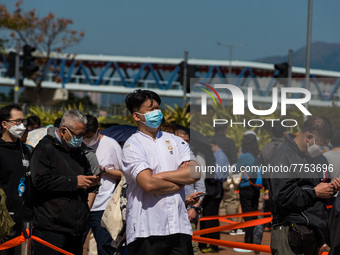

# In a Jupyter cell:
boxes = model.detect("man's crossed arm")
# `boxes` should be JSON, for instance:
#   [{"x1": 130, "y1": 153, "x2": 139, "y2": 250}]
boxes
[{"x1": 136, "y1": 160, "x2": 200, "y2": 195}]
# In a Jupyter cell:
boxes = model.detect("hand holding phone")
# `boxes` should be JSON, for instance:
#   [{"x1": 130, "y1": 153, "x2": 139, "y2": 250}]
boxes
[{"x1": 195, "y1": 192, "x2": 207, "y2": 198}]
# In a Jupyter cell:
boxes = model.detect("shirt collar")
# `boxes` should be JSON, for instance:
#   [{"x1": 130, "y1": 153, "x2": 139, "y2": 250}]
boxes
[
  {"x1": 55, "y1": 130, "x2": 65, "y2": 147},
  {"x1": 137, "y1": 130, "x2": 162, "y2": 140}
]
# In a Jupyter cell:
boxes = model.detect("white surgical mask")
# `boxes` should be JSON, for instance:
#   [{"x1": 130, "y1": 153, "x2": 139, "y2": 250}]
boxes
[
  {"x1": 307, "y1": 136, "x2": 324, "y2": 158},
  {"x1": 83, "y1": 131, "x2": 100, "y2": 147},
  {"x1": 6, "y1": 122, "x2": 26, "y2": 139}
]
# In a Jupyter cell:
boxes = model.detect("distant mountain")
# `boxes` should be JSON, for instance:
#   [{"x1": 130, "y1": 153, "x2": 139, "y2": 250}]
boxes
[{"x1": 255, "y1": 41, "x2": 340, "y2": 72}]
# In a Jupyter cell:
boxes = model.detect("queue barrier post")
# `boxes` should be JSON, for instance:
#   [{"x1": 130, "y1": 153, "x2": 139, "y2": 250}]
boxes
[{"x1": 21, "y1": 222, "x2": 32, "y2": 255}]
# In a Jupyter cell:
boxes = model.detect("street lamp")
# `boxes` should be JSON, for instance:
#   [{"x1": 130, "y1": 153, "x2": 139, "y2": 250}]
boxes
[{"x1": 216, "y1": 42, "x2": 245, "y2": 78}]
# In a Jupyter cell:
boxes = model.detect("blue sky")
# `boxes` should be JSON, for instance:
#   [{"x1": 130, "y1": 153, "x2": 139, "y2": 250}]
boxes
[{"x1": 1, "y1": 0, "x2": 340, "y2": 62}]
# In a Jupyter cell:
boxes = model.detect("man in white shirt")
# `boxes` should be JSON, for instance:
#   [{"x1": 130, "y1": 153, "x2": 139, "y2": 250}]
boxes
[
  {"x1": 83, "y1": 115, "x2": 122, "y2": 255},
  {"x1": 122, "y1": 89, "x2": 200, "y2": 255}
]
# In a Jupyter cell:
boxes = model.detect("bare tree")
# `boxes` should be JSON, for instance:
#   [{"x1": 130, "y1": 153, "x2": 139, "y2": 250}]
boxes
[{"x1": 0, "y1": 0, "x2": 84, "y2": 101}]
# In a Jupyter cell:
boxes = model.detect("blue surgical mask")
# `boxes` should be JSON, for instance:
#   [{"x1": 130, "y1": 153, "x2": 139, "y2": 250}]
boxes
[
  {"x1": 137, "y1": 110, "x2": 163, "y2": 129},
  {"x1": 65, "y1": 129, "x2": 83, "y2": 148}
]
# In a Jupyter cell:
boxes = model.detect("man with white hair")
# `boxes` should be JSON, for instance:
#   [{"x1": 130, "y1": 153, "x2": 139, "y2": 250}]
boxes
[{"x1": 30, "y1": 109, "x2": 100, "y2": 255}]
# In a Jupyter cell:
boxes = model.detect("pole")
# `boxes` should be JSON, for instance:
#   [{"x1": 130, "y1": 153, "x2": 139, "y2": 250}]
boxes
[
  {"x1": 182, "y1": 51, "x2": 188, "y2": 108},
  {"x1": 14, "y1": 39, "x2": 20, "y2": 104},
  {"x1": 304, "y1": 0, "x2": 313, "y2": 121},
  {"x1": 229, "y1": 46, "x2": 232, "y2": 79},
  {"x1": 288, "y1": 49, "x2": 293, "y2": 87},
  {"x1": 216, "y1": 42, "x2": 245, "y2": 81},
  {"x1": 21, "y1": 221, "x2": 32, "y2": 255}
]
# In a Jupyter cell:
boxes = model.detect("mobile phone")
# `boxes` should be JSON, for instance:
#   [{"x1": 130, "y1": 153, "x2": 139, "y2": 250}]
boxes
[
  {"x1": 196, "y1": 192, "x2": 207, "y2": 198},
  {"x1": 96, "y1": 172, "x2": 103, "y2": 177}
]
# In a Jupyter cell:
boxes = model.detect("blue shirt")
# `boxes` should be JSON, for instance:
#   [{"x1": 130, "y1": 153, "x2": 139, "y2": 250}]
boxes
[
  {"x1": 213, "y1": 148, "x2": 230, "y2": 182},
  {"x1": 185, "y1": 151, "x2": 206, "y2": 202},
  {"x1": 236, "y1": 152, "x2": 255, "y2": 187}
]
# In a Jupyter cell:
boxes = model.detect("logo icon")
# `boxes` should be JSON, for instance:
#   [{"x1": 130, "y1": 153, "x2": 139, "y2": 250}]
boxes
[{"x1": 200, "y1": 83, "x2": 311, "y2": 116}]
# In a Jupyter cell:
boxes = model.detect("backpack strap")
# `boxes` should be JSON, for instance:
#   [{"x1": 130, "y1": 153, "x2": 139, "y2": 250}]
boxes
[
  {"x1": 242, "y1": 170, "x2": 263, "y2": 189},
  {"x1": 241, "y1": 155, "x2": 264, "y2": 189}
]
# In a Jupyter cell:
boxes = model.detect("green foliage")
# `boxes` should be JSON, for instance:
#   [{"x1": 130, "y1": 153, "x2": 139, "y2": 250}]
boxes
[
  {"x1": 308, "y1": 104, "x2": 340, "y2": 128},
  {"x1": 163, "y1": 104, "x2": 190, "y2": 127},
  {"x1": 28, "y1": 105, "x2": 62, "y2": 126},
  {"x1": 97, "y1": 115, "x2": 135, "y2": 127},
  {"x1": 191, "y1": 103, "x2": 305, "y2": 151},
  {"x1": 0, "y1": 39, "x2": 7, "y2": 53}
]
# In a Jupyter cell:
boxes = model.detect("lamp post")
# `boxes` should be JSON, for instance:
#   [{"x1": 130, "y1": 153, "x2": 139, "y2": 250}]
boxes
[
  {"x1": 304, "y1": 0, "x2": 313, "y2": 121},
  {"x1": 216, "y1": 42, "x2": 245, "y2": 79}
]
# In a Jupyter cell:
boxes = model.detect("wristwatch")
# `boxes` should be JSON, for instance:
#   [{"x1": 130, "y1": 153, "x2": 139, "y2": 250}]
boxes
[{"x1": 188, "y1": 205, "x2": 200, "y2": 212}]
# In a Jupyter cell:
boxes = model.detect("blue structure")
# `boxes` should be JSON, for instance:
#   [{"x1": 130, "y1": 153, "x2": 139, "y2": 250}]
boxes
[{"x1": 0, "y1": 52, "x2": 340, "y2": 103}]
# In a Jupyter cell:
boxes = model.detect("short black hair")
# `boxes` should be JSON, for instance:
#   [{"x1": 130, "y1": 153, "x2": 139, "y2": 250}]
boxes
[
  {"x1": 125, "y1": 89, "x2": 161, "y2": 114},
  {"x1": 242, "y1": 134, "x2": 260, "y2": 158},
  {"x1": 54, "y1": 118, "x2": 61, "y2": 128},
  {"x1": 331, "y1": 128, "x2": 340, "y2": 148},
  {"x1": 160, "y1": 122, "x2": 176, "y2": 134},
  {"x1": 301, "y1": 116, "x2": 333, "y2": 143},
  {"x1": 0, "y1": 104, "x2": 22, "y2": 130},
  {"x1": 27, "y1": 115, "x2": 41, "y2": 127},
  {"x1": 85, "y1": 114, "x2": 99, "y2": 134},
  {"x1": 272, "y1": 120, "x2": 286, "y2": 138},
  {"x1": 214, "y1": 125, "x2": 227, "y2": 135},
  {"x1": 175, "y1": 124, "x2": 190, "y2": 137}
]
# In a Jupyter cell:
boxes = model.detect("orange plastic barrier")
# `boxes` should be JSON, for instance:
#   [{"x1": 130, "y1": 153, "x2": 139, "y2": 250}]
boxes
[
  {"x1": 199, "y1": 211, "x2": 272, "y2": 221},
  {"x1": 31, "y1": 235, "x2": 74, "y2": 255},
  {"x1": 193, "y1": 236, "x2": 272, "y2": 253},
  {"x1": 0, "y1": 235, "x2": 26, "y2": 250},
  {"x1": 0, "y1": 230, "x2": 74, "y2": 255},
  {"x1": 195, "y1": 210, "x2": 330, "y2": 254},
  {"x1": 193, "y1": 236, "x2": 329, "y2": 254},
  {"x1": 218, "y1": 218, "x2": 237, "y2": 224},
  {"x1": 194, "y1": 217, "x2": 272, "y2": 236}
]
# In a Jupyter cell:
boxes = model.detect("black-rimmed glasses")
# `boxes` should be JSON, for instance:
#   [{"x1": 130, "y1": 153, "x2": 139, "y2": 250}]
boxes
[
  {"x1": 7, "y1": 119, "x2": 27, "y2": 125},
  {"x1": 64, "y1": 126, "x2": 83, "y2": 139}
]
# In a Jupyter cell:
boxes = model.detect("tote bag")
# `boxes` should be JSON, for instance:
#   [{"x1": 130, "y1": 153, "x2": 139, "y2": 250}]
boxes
[{"x1": 101, "y1": 174, "x2": 124, "y2": 241}]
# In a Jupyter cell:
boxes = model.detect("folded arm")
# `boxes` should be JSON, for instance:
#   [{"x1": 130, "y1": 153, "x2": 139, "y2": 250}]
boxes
[
  {"x1": 153, "y1": 160, "x2": 200, "y2": 185},
  {"x1": 136, "y1": 169, "x2": 184, "y2": 195}
]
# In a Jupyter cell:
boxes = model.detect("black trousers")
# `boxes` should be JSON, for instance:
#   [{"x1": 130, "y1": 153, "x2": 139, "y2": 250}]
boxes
[
  {"x1": 33, "y1": 228, "x2": 83, "y2": 255},
  {"x1": 199, "y1": 195, "x2": 222, "y2": 251},
  {"x1": 239, "y1": 185, "x2": 260, "y2": 244},
  {"x1": 128, "y1": 233, "x2": 193, "y2": 255}
]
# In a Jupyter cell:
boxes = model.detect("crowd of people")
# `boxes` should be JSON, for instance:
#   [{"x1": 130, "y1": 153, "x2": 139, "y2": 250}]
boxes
[{"x1": 1, "y1": 89, "x2": 340, "y2": 255}]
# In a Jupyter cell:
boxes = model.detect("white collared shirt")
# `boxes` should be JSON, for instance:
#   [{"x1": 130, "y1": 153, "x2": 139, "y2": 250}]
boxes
[
  {"x1": 122, "y1": 130, "x2": 192, "y2": 244},
  {"x1": 91, "y1": 135, "x2": 122, "y2": 211}
]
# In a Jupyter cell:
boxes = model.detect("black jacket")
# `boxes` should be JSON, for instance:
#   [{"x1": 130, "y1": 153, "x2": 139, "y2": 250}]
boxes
[
  {"x1": 30, "y1": 134, "x2": 92, "y2": 236},
  {"x1": 0, "y1": 138, "x2": 32, "y2": 225},
  {"x1": 268, "y1": 134, "x2": 328, "y2": 230},
  {"x1": 261, "y1": 137, "x2": 285, "y2": 190}
]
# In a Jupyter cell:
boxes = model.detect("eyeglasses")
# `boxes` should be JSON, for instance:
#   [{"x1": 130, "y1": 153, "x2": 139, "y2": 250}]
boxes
[
  {"x1": 7, "y1": 119, "x2": 27, "y2": 125},
  {"x1": 64, "y1": 126, "x2": 83, "y2": 139}
]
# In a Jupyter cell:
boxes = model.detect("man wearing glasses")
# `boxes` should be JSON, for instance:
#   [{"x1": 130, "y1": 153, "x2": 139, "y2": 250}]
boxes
[
  {"x1": 30, "y1": 109, "x2": 100, "y2": 255},
  {"x1": 0, "y1": 104, "x2": 31, "y2": 255}
]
